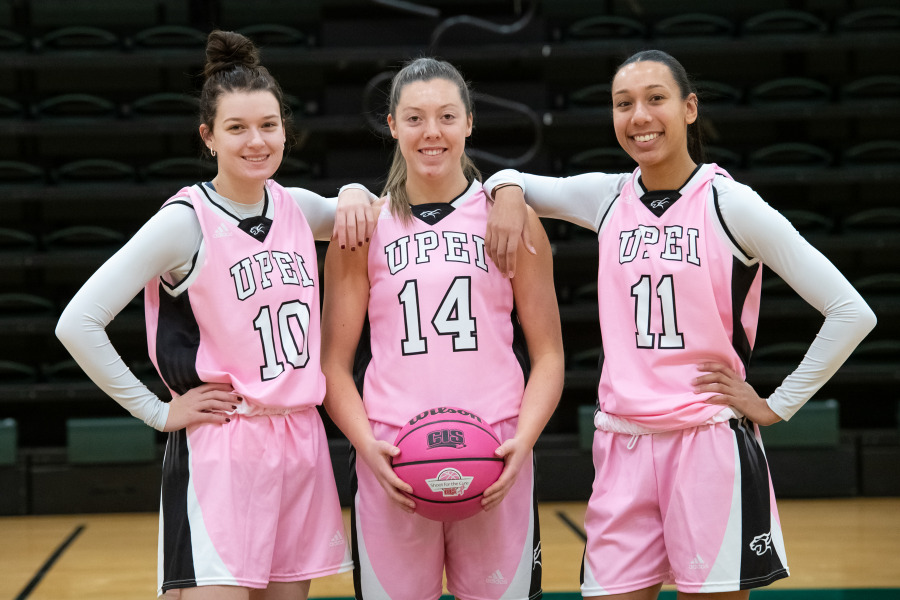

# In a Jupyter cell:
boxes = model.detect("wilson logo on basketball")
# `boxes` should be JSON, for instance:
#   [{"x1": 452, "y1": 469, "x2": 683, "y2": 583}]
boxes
[
  {"x1": 425, "y1": 468, "x2": 474, "y2": 497},
  {"x1": 408, "y1": 406, "x2": 485, "y2": 426},
  {"x1": 427, "y1": 429, "x2": 466, "y2": 449}
]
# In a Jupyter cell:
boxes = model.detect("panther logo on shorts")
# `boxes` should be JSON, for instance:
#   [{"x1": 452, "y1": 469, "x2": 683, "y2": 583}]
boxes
[{"x1": 750, "y1": 532, "x2": 772, "y2": 556}]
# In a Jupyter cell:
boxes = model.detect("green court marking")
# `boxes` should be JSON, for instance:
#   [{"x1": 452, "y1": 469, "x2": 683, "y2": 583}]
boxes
[{"x1": 315, "y1": 591, "x2": 900, "y2": 600}]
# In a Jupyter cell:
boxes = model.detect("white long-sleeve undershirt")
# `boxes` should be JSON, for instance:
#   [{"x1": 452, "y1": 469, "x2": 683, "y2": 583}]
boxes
[
  {"x1": 484, "y1": 168, "x2": 877, "y2": 421},
  {"x1": 55, "y1": 184, "x2": 373, "y2": 431}
]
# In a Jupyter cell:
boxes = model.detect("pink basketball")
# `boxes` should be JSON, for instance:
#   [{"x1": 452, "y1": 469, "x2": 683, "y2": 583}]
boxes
[{"x1": 392, "y1": 407, "x2": 503, "y2": 522}]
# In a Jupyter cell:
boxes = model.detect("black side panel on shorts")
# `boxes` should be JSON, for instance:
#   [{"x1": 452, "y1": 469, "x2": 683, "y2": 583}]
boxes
[
  {"x1": 731, "y1": 257, "x2": 760, "y2": 373},
  {"x1": 161, "y1": 429, "x2": 196, "y2": 592},
  {"x1": 155, "y1": 284, "x2": 204, "y2": 395},
  {"x1": 730, "y1": 419, "x2": 789, "y2": 589},
  {"x1": 529, "y1": 453, "x2": 543, "y2": 599},
  {"x1": 348, "y1": 445, "x2": 365, "y2": 600}
]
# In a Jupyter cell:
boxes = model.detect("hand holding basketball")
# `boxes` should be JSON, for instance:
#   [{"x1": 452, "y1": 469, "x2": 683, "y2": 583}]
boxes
[
  {"x1": 392, "y1": 407, "x2": 503, "y2": 521},
  {"x1": 359, "y1": 437, "x2": 416, "y2": 513},
  {"x1": 481, "y1": 436, "x2": 528, "y2": 511}
]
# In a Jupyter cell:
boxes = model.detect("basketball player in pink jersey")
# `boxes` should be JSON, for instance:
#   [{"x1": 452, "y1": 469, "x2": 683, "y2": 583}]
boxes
[
  {"x1": 320, "y1": 57, "x2": 565, "y2": 600},
  {"x1": 55, "y1": 30, "x2": 378, "y2": 599},
  {"x1": 482, "y1": 50, "x2": 876, "y2": 599}
]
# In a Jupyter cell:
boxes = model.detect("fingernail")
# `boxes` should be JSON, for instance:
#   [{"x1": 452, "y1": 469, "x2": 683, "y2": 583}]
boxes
[
  {"x1": 508, "y1": 272, "x2": 514, "y2": 279},
  {"x1": 225, "y1": 418, "x2": 231, "y2": 423},
  {"x1": 351, "y1": 247, "x2": 356, "y2": 252},
  {"x1": 237, "y1": 396, "x2": 244, "y2": 402},
  {"x1": 340, "y1": 244, "x2": 346, "y2": 250},
  {"x1": 365, "y1": 237, "x2": 370, "y2": 242},
  {"x1": 232, "y1": 405, "x2": 237, "y2": 410}
]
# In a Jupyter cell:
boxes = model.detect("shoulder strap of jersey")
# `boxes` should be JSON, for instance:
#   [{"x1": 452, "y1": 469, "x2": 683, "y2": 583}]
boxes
[{"x1": 709, "y1": 164, "x2": 754, "y2": 262}]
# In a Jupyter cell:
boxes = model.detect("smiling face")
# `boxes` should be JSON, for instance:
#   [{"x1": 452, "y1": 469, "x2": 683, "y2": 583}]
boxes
[
  {"x1": 387, "y1": 77, "x2": 473, "y2": 187},
  {"x1": 611, "y1": 60, "x2": 698, "y2": 174},
  {"x1": 200, "y1": 90, "x2": 286, "y2": 187}
]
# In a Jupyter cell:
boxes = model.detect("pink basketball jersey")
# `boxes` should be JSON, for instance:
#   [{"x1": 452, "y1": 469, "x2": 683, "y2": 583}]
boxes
[
  {"x1": 363, "y1": 182, "x2": 525, "y2": 427},
  {"x1": 145, "y1": 180, "x2": 326, "y2": 410},
  {"x1": 595, "y1": 164, "x2": 762, "y2": 431}
]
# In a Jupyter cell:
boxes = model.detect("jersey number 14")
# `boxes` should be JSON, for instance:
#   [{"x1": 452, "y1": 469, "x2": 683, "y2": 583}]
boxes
[{"x1": 398, "y1": 276, "x2": 477, "y2": 355}]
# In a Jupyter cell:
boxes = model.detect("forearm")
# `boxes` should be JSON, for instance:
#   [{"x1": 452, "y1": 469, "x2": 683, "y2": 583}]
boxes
[{"x1": 514, "y1": 352, "x2": 564, "y2": 448}]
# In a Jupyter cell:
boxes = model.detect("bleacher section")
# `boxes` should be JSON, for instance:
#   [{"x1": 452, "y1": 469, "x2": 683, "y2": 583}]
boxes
[{"x1": 1, "y1": 0, "x2": 898, "y2": 512}]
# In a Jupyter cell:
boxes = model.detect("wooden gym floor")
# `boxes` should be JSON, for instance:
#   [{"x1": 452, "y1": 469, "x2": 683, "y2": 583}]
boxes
[{"x1": 1, "y1": 499, "x2": 898, "y2": 599}]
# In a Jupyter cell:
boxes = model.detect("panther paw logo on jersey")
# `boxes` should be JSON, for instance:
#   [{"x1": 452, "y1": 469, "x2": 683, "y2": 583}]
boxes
[
  {"x1": 425, "y1": 468, "x2": 473, "y2": 497},
  {"x1": 750, "y1": 532, "x2": 772, "y2": 556}
]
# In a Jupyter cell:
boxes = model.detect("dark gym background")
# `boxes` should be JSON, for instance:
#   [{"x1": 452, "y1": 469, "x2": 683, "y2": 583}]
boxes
[{"x1": 0, "y1": 0, "x2": 898, "y2": 515}]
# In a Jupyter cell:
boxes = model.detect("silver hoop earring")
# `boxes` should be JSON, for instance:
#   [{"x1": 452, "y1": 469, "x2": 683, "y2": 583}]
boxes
[{"x1": 210, "y1": 149, "x2": 216, "y2": 157}]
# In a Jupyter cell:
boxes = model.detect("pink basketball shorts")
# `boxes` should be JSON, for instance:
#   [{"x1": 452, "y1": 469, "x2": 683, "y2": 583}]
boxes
[
  {"x1": 350, "y1": 417, "x2": 542, "y2": 600},
  {"x1": 581, "y1": 417, "x2": 789, "y2": 596},
  {"x1": 157, "y1": 406, "x2": 353, "y2": 596}
]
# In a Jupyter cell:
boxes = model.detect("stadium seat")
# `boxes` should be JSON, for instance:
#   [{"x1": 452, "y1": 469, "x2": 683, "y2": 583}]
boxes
[
  {"x1": 130, "y1": 25, "x2": 207, "y2": 48},
  {"x1": 0, "y1": 293, "x2": 55, "y2": 317},
  {"x1": 0, "y1": 96, "x2": 23, "y2": 118},
  {"x1": 566, "y1": 15, "x2": 646, "y2": 40},
  {"x1": 741, "y1": 10, "x2": 828, "y2": 36},
  {"x1": 840, "y1": 75, "x2": 900, "y2": 100},
  {"x1": 696, "y1": 80, "x2": 743, "y2": 105},
  {"x1": 748, "y1": 142, "x2": 832, "y2": 169},
  {"x1": 836, "y1": 8, "x2": 900, "y2": 33},
  {"x1": 752, "y1": 341, "x2": 809, "y2": 363},
  {"x1": 853, "y1": 272, "x2": 900, "y2": 295},
  {"x1": 41, "y1": 359, "x2": 89, "y2": 383},
  {"x1": 653, "y1": 13, "x2": 734, "y2": 38},
  {"x1": 748, "y1": 77, "x2": 832, "y2": 105},
  {"x1": 843, "y1": 140, "x2": 900, "y2": 166},
  {"x1": 128, "y1": 92, "x2": 199, "y2": 116},
  {"x1": 35, "y1": 26, "x2": 120, "y2": 51},
  {"x1": 0, "y1": 228, "x2": 37, "y2": 251},
  {"x1": 0, "y1": 28, "x2": 25, "y2": 50},
  {"x1": 781, "y1": 209, "x2": 835, "y2": 234},
  {"x1": 29, "y1": 0, "x2": 159, "y2": 32},
  {"x1": 705, "y1": 146, "x2": 743, "y2": 170},
  {"x1": 54, "y1": 159, "x2": 136, "y2": 184},
  {"x1": 843, "y1": 207, "x2": 900, "y2": 232},
  {"x1": 32, "y1": 93, "x2": 118, "y2": 118},
  {"x1": 237, "y1": 24, "x2": 308, "y2": 46},
  {"x1": 567, "y1": 147, "x2": 634, "y2": 174},
  {"x1": 0, "y1": 360, "x2": 38, "y2": 384},
  {"x1": 568, "y1": 83, "x2": 611, "y2": 108},
  {"x1": 142, "y1": 157, "x2": 216, "y2": 183},
  {"x1": 0, "y1": 161, "x2": 45, "y2": 184},
  {"x1": 42, "y1": 225, "x2": 126, "y2": 249}
]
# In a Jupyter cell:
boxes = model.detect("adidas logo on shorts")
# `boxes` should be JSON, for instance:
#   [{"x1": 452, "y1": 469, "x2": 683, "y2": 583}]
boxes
[
  {"x1": 328, "y1": 531, "x2": 345, "y2": 547},
  {"x1": 485, "y1": 569, "x2": 507, "y2": 585},
  {"x1": 689, "y1": 554, "x2": 709, "y2": 570}
]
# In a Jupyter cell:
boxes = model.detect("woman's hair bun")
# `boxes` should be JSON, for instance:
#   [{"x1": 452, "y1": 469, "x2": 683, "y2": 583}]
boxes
[{"x1": 204, "y1": 30, "x2": 260, "y2": 80}]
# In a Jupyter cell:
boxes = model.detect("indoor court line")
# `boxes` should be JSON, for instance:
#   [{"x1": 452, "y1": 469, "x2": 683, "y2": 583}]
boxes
[
  {"x1": 14, "y1": 524, "x2": 84, "y2": 600},
  {"x1": 1, "y1": 500, "x2": 898, "y2": 599}
]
